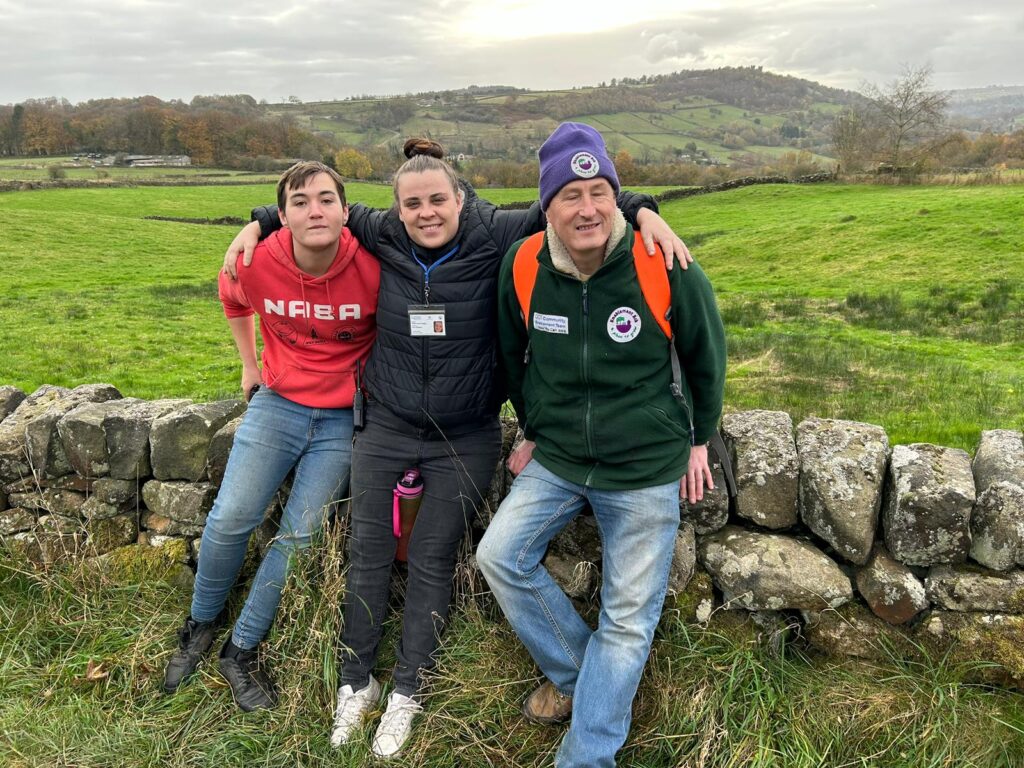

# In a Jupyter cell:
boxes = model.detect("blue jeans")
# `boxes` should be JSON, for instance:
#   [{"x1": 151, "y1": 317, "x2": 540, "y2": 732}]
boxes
[
  {"x1": 477, "y1": 459, "x2": 680, "y2": 768},
  {"x1": 191, "y1": 387, "x2": 352, "y2": 649}
]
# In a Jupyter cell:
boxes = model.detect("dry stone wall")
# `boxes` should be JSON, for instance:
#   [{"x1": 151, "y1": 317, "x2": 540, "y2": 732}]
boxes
[
  {"x1": 0, "y1": 383, "x2": 243, "y2": 582},
  {"x1": 2, "y1": 385, "x2": 1023, "y2": 686}
]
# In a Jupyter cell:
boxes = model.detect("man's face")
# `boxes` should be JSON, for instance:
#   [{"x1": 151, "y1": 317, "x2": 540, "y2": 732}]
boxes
[
  {"x1": 546, "y1": 178, "x2": 616, "y2": 258},
  {"x1": 279, "y1": 172, "x2": 348, "y2": 254}
]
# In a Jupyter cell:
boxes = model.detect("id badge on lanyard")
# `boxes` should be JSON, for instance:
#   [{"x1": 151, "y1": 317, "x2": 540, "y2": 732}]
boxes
[
  {"x1": 409, "y1": 243, "x2": 458, "y2": 337},
  {"x1": 408, "y1": 304, "x2": 447, "y2": 337}
]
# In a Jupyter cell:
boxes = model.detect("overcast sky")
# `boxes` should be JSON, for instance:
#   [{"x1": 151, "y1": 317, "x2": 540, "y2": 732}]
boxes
[{"x1": 3, "y1": 0, "x2": 1021, "y2": 105}]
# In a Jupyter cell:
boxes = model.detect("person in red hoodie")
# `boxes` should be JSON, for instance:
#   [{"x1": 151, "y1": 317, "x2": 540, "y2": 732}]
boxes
[{"x1": 162, "y1": 161, "x2": 380, "y2": 712}]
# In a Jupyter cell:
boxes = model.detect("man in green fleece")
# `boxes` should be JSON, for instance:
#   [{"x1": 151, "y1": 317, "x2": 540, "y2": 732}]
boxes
[{"x1": 476, "y1": 122, "x2": 726, "y2": 768}]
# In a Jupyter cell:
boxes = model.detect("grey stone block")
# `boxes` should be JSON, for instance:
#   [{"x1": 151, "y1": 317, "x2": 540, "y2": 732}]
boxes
[
  {"x1": 926, "y1": 564, "x2": 1024, "y2": 613},
  {"x1": 883, "y1": 444, "x2": 975, "y2": 567},
  {"x1": 855, "y1": 545, "x2": 928, "y2": 625},
  {"x1": 150, "y1": 400, "x2": 245, "y2": 481},
  {"x1": 722, "y1": 410, "x2": 799, "y2": 529},
  {"x1": 797, "y1": 417, "x2": 889, "y2": 564},
  {"x1": 970, "y1": 481, "x2": 1024, "y2": 571},
  {"x1": 698, "y1": 525, "x2": 853, "y2": 611},
  {"x1": 105, "y1": 399, "x2": 192, "y2": 480}
]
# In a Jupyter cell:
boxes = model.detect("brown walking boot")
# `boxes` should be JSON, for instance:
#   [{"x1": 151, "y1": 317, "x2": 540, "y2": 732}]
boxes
[{"x1": 522, "y1": 681, "x2": 573, "y2": 725}]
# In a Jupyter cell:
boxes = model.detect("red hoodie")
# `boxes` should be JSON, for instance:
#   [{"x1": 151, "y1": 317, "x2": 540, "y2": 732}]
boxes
[{"x1": 218, "y1": 227, "x2": 380, "y2": 409}]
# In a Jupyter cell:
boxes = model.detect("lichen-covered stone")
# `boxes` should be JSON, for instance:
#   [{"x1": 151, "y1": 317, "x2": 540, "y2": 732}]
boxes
[
  {"x1": 85, "y1": 512, "x2": 139, "y2": 555},
  {"x1": 970, "y1": 481, "x2": 1024, "y2": 571},
  {"x1": 0, "y1": 385, "x2": 27, "y2": 421},
  {"x1": 667, "y1": 522, "x2": 697, "y2": 595},
  {"x1": 721, "y1": 410, "x2": 798, "y2": 529},
  {"x1": 83, "y1": 478, "x2": 137, "y2": 522},
  {"x1": 2, "y1": 531, "x2": 44, "y2": 566},
  {"x1": 8, "y1": 488, "x2": 86, "y2": 519},
  {"x1": 698, "y1": 525, "x2": 852, "y2": 611},
  {"x1": 91, "y1": 477, "x2": 138, "y2": 507},
  {"x1": 681, "y1": 455, "x2": 730, "y2": 534},
  {"x1": 5, "y1": 474, "x2": 91, "y2": 494},
  {"x1": 206, "y1": 414, "x2": 244, "y2": 487},
  {"x1": 38, "y1": 513, "x2": 83, "y2": 534},
  {"x1": 855, "y1": 545, "x2": 928, "y2": 625},
  {"x1": 797, "y1": 418, "x2": 889, "y2": 565},
  {"x1": 973, "y1": 429, "x2": 1024, "y2": 495},
  {"x1": 803, "y1": 602, "x2": 915, "y2": 661},
  {"x1": 917, "y1": 611, "x2": 1024, "y2": 688},
  {"x1": 883, "y1": 443, "x2": 975, "y2": 566},
  {"x1": 105, "y1": 398, "x2": 192, "y2": 480},
  {"x1": 12, "y1": 384, "x2": 122, "y2": 481},
  {"x1": 141, "y1": 480, "x2": 216, "y2": 529},
  {"x1": 57, "y1": 399, "x2": 147, "y2": 479},
  {"x1": 544, "y1": 551, "x2": 598, "y2": 600},
  {"x1": 0, "y1": 507, "x2": 36, "y2": 535},
  {"x1": 925, "y1": 564, "x2": 1024, "y2": 613},
  {"x1": 82, "y1": 496, "x2": 133, "y2": 522},
  {"x1": 0, "y1": 385, "x2": 71, "y2": 482},
  {"x1": 141, "y1": 510, "x2": 204, "y2": 537},
  {"x1": 31, "y1": 527, "x2": 86, "y2": 566},
  {"x1": 150, "y1": 400, "x2": 245, "y2": 481}
]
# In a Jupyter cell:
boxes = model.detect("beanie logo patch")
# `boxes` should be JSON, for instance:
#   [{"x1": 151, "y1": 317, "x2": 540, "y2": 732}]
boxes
[
  {"x1": 607, "y1": 307, "x2": 641, "y2": 343},
  {"x1": 570, "y1": 151, "x2": 599, "y2": 179}
]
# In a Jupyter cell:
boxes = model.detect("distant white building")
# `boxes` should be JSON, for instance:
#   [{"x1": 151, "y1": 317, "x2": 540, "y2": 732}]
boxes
[
  {"x1": 126, "y1": 155, "x2": 192, "y2": 167},
  {"x1": 99, "y1": 154, "x2": 192, "y2": 167}
]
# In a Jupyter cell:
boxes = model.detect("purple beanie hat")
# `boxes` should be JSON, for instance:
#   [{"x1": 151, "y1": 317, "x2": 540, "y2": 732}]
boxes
[{"x1": 538, "y1": 122, "x2": 619, "y2": 210}]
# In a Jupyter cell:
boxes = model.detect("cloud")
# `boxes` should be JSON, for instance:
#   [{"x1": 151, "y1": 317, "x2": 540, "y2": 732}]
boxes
[{"x1": 0, "y1": 0, "x2": 1020, "y2": 104}]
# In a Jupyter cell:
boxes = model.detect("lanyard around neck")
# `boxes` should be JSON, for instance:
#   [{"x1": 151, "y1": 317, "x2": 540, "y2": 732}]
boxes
[{"x1": 411, "y1": 244, "x2": 459, "y2": 303}]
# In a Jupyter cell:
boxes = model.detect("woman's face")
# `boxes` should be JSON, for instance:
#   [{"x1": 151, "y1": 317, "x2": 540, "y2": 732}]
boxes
[{"x1": 396, "y1": 169, "x2": 463, "y2": 248}]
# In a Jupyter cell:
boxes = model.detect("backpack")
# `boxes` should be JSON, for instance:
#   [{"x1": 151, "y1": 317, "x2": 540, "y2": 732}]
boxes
[{"x1": 512, "y1": 231, "x2": 736, "y2": 498}]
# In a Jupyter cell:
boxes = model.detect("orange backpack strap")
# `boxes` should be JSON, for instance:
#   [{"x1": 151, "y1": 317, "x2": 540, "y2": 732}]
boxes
[
  {"x1": 512, "y1": 232, "x2": 545, "y2": 327},
  {"x1": 629, "y1": 232, "x2": 672, "y2": 339}
]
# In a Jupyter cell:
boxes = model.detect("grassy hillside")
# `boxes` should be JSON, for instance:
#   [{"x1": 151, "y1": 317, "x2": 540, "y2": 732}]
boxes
[{"x1": 277, "y1": 67, "x2": 852, "y2": 166}]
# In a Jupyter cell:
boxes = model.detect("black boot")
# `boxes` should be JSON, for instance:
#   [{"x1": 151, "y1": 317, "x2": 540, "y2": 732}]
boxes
[
  {"x1": 163, "y1": 614, "x2": 223, "y2": 694},
  {"x1": 218, "y1": 638, "x2": 278, "y2": 712}
]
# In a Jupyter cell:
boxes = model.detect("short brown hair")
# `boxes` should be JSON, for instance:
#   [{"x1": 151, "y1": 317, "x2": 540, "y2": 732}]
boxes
[{"x1": 276, "y1": 161, "x2": 347, "y2": 210}]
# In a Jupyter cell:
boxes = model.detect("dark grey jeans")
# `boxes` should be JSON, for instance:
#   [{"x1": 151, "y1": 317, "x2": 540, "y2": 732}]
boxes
[{"x1": 339, "y1": 403, "x2": 502, "y2": 696}]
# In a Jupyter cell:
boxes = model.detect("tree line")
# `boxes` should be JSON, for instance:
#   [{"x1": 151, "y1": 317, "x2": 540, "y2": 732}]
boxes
[
  {"x1": 0, "y1": 95, "x2": 332, "y2": 167},
  {"x1": 829, "y1": 65, "x2": 1024, "y2": 174}
]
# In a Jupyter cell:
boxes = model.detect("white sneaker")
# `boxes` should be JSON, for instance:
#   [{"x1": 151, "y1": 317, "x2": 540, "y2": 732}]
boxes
[
  {"x1": 329, "y1": 676, "x2": 382, "y2": 748},
  {"x1": 370, "y1": 691, "x2": 423, "y2": 758}
]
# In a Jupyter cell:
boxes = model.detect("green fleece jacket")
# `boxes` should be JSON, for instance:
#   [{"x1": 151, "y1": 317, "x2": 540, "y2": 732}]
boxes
[{"x1": 498, "y1": 228, "x2": 726, "y2": 490}]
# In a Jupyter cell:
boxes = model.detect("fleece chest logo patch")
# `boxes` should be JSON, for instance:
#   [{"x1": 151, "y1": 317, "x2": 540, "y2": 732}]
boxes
[
  {"x1": 607, "y1": 307, "x2": 641, "y2": 342},
  {"x1": 570, "y1": 151, "x2": 599, "y2": 178}
]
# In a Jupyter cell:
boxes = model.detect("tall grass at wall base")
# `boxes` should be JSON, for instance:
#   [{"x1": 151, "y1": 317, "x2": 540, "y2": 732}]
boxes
[{"x1": 3, "y1": 543, "x2": 1024, "y2": 768}]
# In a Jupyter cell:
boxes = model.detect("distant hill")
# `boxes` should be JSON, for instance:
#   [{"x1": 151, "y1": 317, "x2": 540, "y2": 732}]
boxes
[
  {"x1": 946, "y1": 86, "x2": 1024, "y2": 132},
  {"x1": 7, "y1": 68, "x2": 1018, "y2": 169},
  {"x1": 274, "y1": 66, "x2": 872, "y2": 167}
]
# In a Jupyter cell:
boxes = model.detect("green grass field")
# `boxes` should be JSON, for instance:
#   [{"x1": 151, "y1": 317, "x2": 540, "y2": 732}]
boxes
[
  {"x1": 2, "y1": 181, "x2": 1024, "y2": 766},
  {"x1": 1, "y1": 181, "x2": 1019, "y2": 448}
]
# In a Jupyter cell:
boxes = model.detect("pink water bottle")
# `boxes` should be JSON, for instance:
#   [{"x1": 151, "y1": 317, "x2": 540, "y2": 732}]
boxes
[{"x1": 393, "y1": 469, "x2": 423, "y2": 562}]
